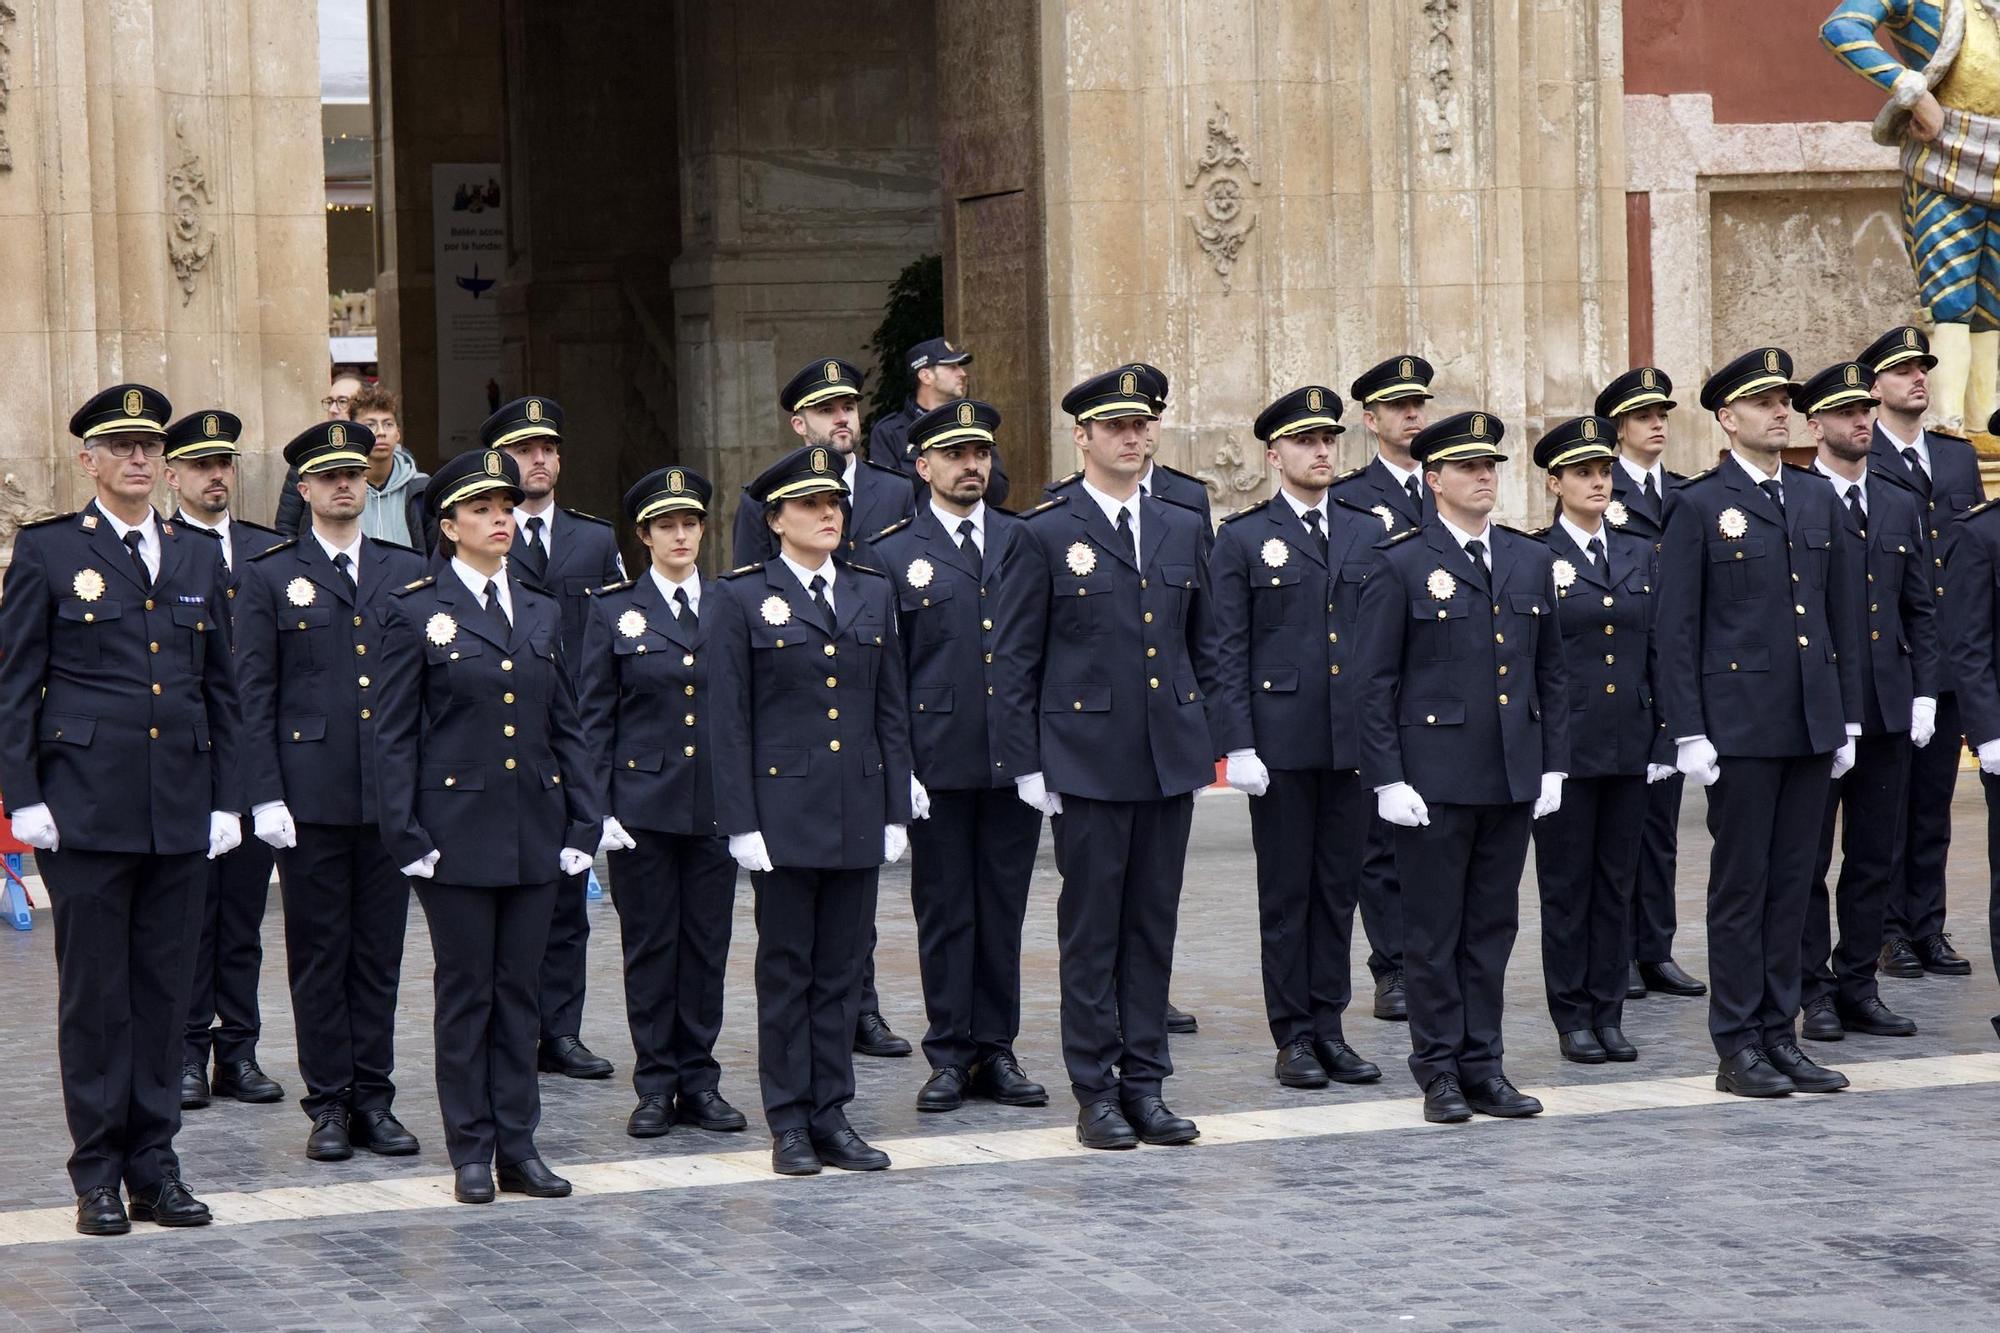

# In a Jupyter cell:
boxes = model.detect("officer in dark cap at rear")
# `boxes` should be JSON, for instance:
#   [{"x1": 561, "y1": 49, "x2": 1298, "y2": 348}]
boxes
[
  {"x1": 1595, "y1": 367, "x2": 1706, "y2": 1003},
  {"x1": 868, "y1": 338, "x2": 1012, "y2": 506},
  {"x1": 1354, "y1": 409, "x2": 1566, "y2": 1125},
  {"x1": 0, "y1": 383, "x2": 242, "y2": 1235},
  {"x1": 158, "y1": 409, "x2": 289, "y2": 1113},
  {"x1": 233, "y1": 421, "x2": 427, "y2": 1163},
  {"x1": 1210, "y1": 385, "x2": 1385, "y2": 1092},
  {"x1": 1655, "y1": 346, "x2": 1864, "y2": 1099}
]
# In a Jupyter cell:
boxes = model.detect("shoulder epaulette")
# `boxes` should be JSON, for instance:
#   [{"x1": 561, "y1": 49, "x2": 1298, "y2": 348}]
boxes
[
  {"x1": 561, "y1": 506, "x2": 612, "y2": 526},
  {"x1": 1218, "y1": 498, "x2": 1269, "y2": 525},
  {"x1": 859, "y1": 456, "x2": 906, "y2": 478},
  {"x1": 178, "y1": 522, "x2": 220, "y2": 540},
  {"x1": 1020, "y1": 494, "x2": 1068, "y2": 519},
  {"x1": 1328, "y1": 465, "x2": 1368, "y2": 486},
  {"x1": 1931, "y1": 427, "x2": 1970, "y2": 442},
  {"x1": 1495, "y1": 523, "x2": 1534, "y2": 538},
  {"x1": 871, "y1": 516, "x2": 915, "y2": 541},
  {"x1": 1330, "y1": 494, "x2": 1378, "y2": 517},
  {"x1": 370, "y1": 538, "x2": 420, "y2": 556},
  {"x1": 1967, "y1": 497, "x2": 2000, "y2": 519},
  {"x1": 246, "y1": 539, "x2": 299, "y2": 561},
  {"x1": 1525, "y1": 525, "x2": 1553, "y2": 540},
  {"x1": 1044, "y1": 470, "x2": 1082, "y2": 492},
  {"x1": 392, "y1": 576, "x2": 436, "y2": 596},
  {"x1": 19, "y1": 511, "x2": 78, "y2": 532},
  {"x1": 719, "y1": 562, "x2": 764, "y2": 580},
  {"x1": 838, "y1": 556, "x2": 887, "y2": 577},
  {"x1": 1665, "y1": 468, "x2": 1688, "y2": 483},
  {"x1": 1156, "y1": 462, "x2": 1203, "y2": 484},
  {"x1": 1383, "y1": 527, "x2": 1421, "y2": 545},
  {"x1": 1782, "y1": 461, "x2": 1817, "y2": 477},
  {"x1": 589, "y1": 578, "x2": 635, "y2": 597},
  {"x1": 1683, "y1": 465, "x2": 1721, "y2": 484}
]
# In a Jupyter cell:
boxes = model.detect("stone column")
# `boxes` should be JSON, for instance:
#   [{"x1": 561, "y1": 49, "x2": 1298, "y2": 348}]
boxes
[{"x1": 0, "y1": 0, "x2": 327, "y2": 559}]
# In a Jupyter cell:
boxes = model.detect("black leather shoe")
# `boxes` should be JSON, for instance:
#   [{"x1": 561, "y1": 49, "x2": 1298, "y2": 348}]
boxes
[
  {"x1": 628, "y1": 1094, "x2": 673, "y2": 1138},
  {"x1": 1917, "y1": 933, "x2": 1973, "y2": 976},
  {"x1": 179, "y1": 1062, "x2": 210, "y2": 1110},
  {"x1": 537, "y1": 1035, "x2": 614, "y2": 1079},
  {"x1": 1423, "y1": 1073, "x2": 1472, "y2": 1123},
  {"x1": 853, "y1": 1011, "x2": 913, "y2": 1057},
  {"x1": 1275, "y1": 1038, "x2": 1330, "y2": 1088},
  {"x1": 1838, "y1": 994, "x2": 1918, "y2": 1037},
  {"x1": 1076, "y1": 1099, "x2": 1139, "y2": 1149},
  {"x1": 454, "y1": 1164, "x2": 495, "y2": 1203},
  {"x1": 1465, "y1": 1075, "x2": 1542, "y2": 1118},
  {"x1": 1166, "y1": 1003, "x2": 1199, "y2": 1034},
  {"x1": 1559, "y1": 1029, "x2": 1607, "y2": 1064},
  {"x1": 1879, "y1": 936, "x2": 1924, "y2": 979},
  {"x1": 1638, "y1": 958, "x2": 1707, "y2": 996},
  {"x1": 1767, "y1": 1039, "x2": 1849, "y2": 1093},
  {"x1": 1372, "y1": 970, "x2": 1408, "y2": 1021},
  {"x1": 972, "y1": 1052, "x2": 1049, "y2": 1105},
  {"x1": 128, "y1": 1168, "x2": 211, "y2": 1227},
  {"x1": 1625, "y1": 963, "x2": 1647, "y2": 999},
  {"x1": 1715, "y1": 1046, "x2": 1795, "y2": 1097},
  {"x1": 1800, "y1": 997, "x2": 1845, "y2": 1043},
  {"x1": 1123, "y1": 1094, "x2": 1199, "y2": 1145},
  {"x1": 1593, "y1": 1026, "x2": 1638, "y2": 1062},
  {"x1": 771, "y1": 1129, "x2": 821, "y2": 1175},
  {"x1": 812, "y1": 1127, "x2": 890, "y2": 1171},
  {"x1": 675, "y1": 1089, "x2": 749, "y2": 1132},
  {"x1": 498, "y1": 1158, "x2": 572, "y2": 1197},
  {"x1": 352, "y1": 1108, "x2": 420, "y2": 1155},
  {"x1": 213, "y1": 1058, "x2": 284, "y2": 1104},
  {"x1": 75, "y1": 1186, "x2": 130, "y2": 1237},
  {"x1": 917, "y1": 1066, "x2": 969, "y2": 1112},
  {"x1": 1312, "y1": 1038, "x2": 1382, "y2": 1084},
  {"x1": 306, "y1": 1108, "x2": 353, "y2": 1161}
]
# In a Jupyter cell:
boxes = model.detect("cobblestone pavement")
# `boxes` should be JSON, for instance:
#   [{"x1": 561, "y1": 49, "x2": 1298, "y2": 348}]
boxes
[{"x1": 3, "y1": 782, "x2": 1999, "y2": 1330}]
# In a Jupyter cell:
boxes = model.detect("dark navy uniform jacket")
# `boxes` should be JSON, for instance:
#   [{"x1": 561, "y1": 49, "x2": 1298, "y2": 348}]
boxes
[
  {"x1": 991, "y1": 491, "x2": 1221, "y2": 802},
  {"x1": 1355, "y1": 520, "x2": 1569, "y2": 805},
  {"x1": 1046, "y1": 462, "x2": 1214, "y2": 557},
  {"x1": 509, "y1": 505, "x2": 623, "y2": 656},
  {"x1": 871, "y1": 505, "x2": 1026, "y2": 792},
  {"x1": 0, "y1": 502, "x2": 241, "y2": 854},
  {"x1": 576, "y1": 574, "x2": 717, "y2": 837},
  {"x1": 1654, "y1": 460, "x2": 1863, "y2": 758},
  {"x1": 1943, "y1": 503, "x2": 2000, "y2": 746},
  {"x1": 1537, "y1": 522, "x2": 1666, "y2": 779},
  {"x1": 706, "y1": 557, "x2": 914, "y2": 869},
  {"x1": 1328, "y1": 456, "x2": 1434, "y2": 534},
  {"x1": 1806, "y1": 470, "x2": 1938, "y2": 736},
  {"x1": 868, "y1": 399, "x2": 1013, "y2": 507},
  {"x1": 1870, "y1": 422, "x2": 1981, "y2": 608},
  {"x1": 1607, "y1": 463, "x2": 1683, "y2": 547},
  {"x1": 729, "y1": 456, "x2": 913, "y2": 568},
  {"x1": 1207, "y1": 494, "x2": 1383, "y2": 772},
  {"x1": 170, "y1": 511, "x2": 284, "y2": 615},
  {"x1": 235, "y1": 535, "x2": 426, "y2": 826},
  {"x1": 373, "y1": 571, "x2": 603, "y2": 885}
]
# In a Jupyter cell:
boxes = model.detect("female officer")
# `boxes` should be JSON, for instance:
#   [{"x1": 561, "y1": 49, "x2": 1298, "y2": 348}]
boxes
[
  {"x1": 1530, "y1": 417, "x2": 1672, "y2": 1065},
  {"x1": 577, "y1": 465, "x2": 749, "y2": 1141},
  {"x1": 374, "y1": 446, "x2": 604, "y2": 1203},
  {"x1": 707, "y1": 444, "x2": 914, "y2": 1177}
]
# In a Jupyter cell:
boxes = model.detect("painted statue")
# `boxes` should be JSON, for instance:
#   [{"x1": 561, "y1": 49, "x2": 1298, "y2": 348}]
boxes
[{"x1": 1824, "y1": 0, "x2": 2000, "y2": 432}]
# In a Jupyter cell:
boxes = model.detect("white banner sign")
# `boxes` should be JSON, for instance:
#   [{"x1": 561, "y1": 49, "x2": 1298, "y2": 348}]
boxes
[{"x1": 431, "y1": 163, "x2": 506, "y2": 455}]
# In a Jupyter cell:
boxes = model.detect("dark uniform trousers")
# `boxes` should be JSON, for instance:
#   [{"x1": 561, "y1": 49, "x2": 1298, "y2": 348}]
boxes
[
  {"x1": 1889, "y1": 690, "x2": 1959, "y2": 943},
  {"x1": 752, "y1": 866, "x2": 875, "y2": 1136},
  {"x1": 610, "y1": 830, "x2": 736, "y2": 1099},
  {"x1": 1533, "y1": 778, "x2": 1645, "y2": 1032},
  {"x1": 1631, "y1": 773, "x2": 1684, "y2": 963},
  {"x1": 1804, "y1": 734, "x2": 1911, "y2": 1010},
  {"x1": 184, "y1": 841, "x2": 276, "y2": 1067},
  {"x1": 1250, "y1": 769, "x2": 1371, "y2": 1046}
]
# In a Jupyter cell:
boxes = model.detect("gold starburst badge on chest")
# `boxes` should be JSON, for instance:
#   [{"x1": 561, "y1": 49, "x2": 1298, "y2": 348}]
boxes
[
  {"x1": 1372, "y1": 505, "x2": 1395, "y2": 532},
  {"x1": 1605, "y1": 500, "x2": 1629, "y2": 528},
  {"x1": 72, "y1": 569, "x2": 106, "y2": 602},
  {"x1": 425, "y1": 612, "x2": 458, "y2": 646},
  {"x1": 1551, "y1": 559, "x2": 1576, "y2": 592},
  {"x1": 1260, "y1": 538, "x2": 1289, "y2": 568},
  {"x1": 1718, "y1": 507, "x2": 1748, "y2": 539},
  {"x1": 286, "y1": 577, "x2": 315, "y2": 607},
  {"x1": 906, "y1": 558, "x2": 934, "y2": 589},
  {"x1": 760, "y1": 595, "x2": 792, "y2": 626},
  {"x1": 617, "y1": 609, "x2": 647, "y2": 639},
  {"x1": 1065, "y1": 542, "x2": 1097, "y2": 576},
  {"x1": 1426, "y1": 568, "x2": 1457, "y2": 601}
]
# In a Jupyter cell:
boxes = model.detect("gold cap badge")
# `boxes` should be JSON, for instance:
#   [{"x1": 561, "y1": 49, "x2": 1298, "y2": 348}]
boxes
[{"x1": 123, "y1": 389, "x2": 143, "y2": 417}]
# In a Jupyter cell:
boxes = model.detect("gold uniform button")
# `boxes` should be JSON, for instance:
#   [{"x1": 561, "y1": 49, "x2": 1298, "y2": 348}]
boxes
[
  {"x1": 145, "y1": 599, "x2": 155, "y2": 611},
  {"x1": 1498, "y1": 693, "x2": 1509, "y2": 705},
  {"x1": 1493, "y1": 604, "x2": 1501, "y2": 615},
  {"x1": 1148, "y1": 677, "x2": 1160, "y2": 689},
  {"x1": 987, "y1": 685, "x2": 994, "y2": 696},
  {"x1": 360, "y1": 708, "x2": 371, "y2": 719},
  {"x1": 1794, "y1": 604, "x2": 1805, "y2": 615},
  {"x1": 1871, "y1": 629, "x2": 1881, "y2": 640},
  {"x1": 354, "y1": 616, "x2": 363, "y2": 627},
  {"x1": 1798, "y1": 635, "x2": 1809, "y2": 647},
  {"x1": 1328, "y1": 632, "x2": 1338, "y2": 644},
  {"x1": 226, "y1": 588, "x2": 235, "y2": 600},
  {"x1": 151, "y1": 683, "x2": 162, "y2": 696},
  {"x1": 1791, "y1": 573, "x2": 1800, "y2": 583},
  {"x1": 149, "y1": 642, "x2": 160, "y2": 654},
  {"x1": 984, "y1": 653, "x2": 993, "y2": 664},
  {"x1": 505, "y1": 757, "x2": 517, "y2": 770},
  {"x1": 1262, "y1": 680, "x2": 1272, "y2": 690},
  {"x1": 500, "y1": 659, "x2": 513, "y2": 671},
  {"x1": 1605, "y1": 683, "x2": 1616, "y2": 694},
  {"x1": 829, "y1": 739, "x2": 841, "y2": 752},
  {"x1": 628, "y1": 759, "x2": 637, "y2": 769},
  {"x1": 83, "y1": 613, "x2": 94, "y2": 623},
  {"x1": 825, "y1": 708, "x2": 837, "y2": 721},
  {"x1": 1735, "y1": 552, "x2": 1744, "y2": 560},
  {"x1": 683, "y1": 654, "x2": 695, "y2": 667},
  {"x1": 1073, "y1": 701, "x2": 1083, "y2": 710},
  {"x1": 684, "y1": 745, "x2": 696, "y2": 757},
  {"x1": 1495, "y1": 633, "x2": 1505, "y2": 644},
  {"x1": 1146, "y1": 647, "x2": 1157, "y2": 658},
  {"x1": 504, "y1": 725, "x2": 516, "y2": 737},
  {"x1": 1730, "y1": 662, "x2": 1739, "y2": 671},
  {"x1": 444, "y1": 776, "x2": 456, "y2": 787},
  {"x1": 687, "y1": 713, "x2": 699, "y2": 725},
  {"x1": 1602, "y1": 596, "x2": 1614, "y2": 608},
  {"x1": 148, "y1": 727, "x2": 159, "y2": 739},
  {"x1": 824, "y1": 645, "x2": 836, "y2": 657},
  {"x1": 1143, "y1": 612, "x2": 1154, "y2": 623},
  {"x1": 1426, "y1": 714, "x2": 1437, "y2": 724},
  {"x1": 684, "y1": 685, "x2": 695, "y2": 696},
  {"x1": 825, "y1": 676, "x2": 838, "y2": 688},
  {"x1": 1603, "y1": 626, "x2": 1614, "y2": 636},
  {"x1": 1497, "y1": 665, "x2": 1508, "y2": 676},
  {"x1": 1604, "y1": 654, "x2": 1615, "y2": 665},
  {"x1": 1330, "y1": 665, "x2": 1340, "y2": 676},
  {"x1": 355, "y1": 644, "x2": 365, "y2": 655},
  {"x1": 503, "y1": 692, "x2": 515, "y2": 704},
  {"x1": 296, "y1": 621, "x2": 307, "y2": 630},
  {"x1": 774, "y1": 639, "x2": 785, "y2": 649},
  {"x1": 358, "y1": 675, "x2": 370, "y2": 688},
  {"x1": 1937, "y1": 586, "x2": 1946, "y2": 597},
  {"x1": 291, "y1": 730, "x2": 301, "y2": 740},
  {"x1": 981, "y1": 619, "x2": 993, "y2": 631},
  {"x1": 1869, "y1": 603, "x2": 1879, "y2": 613}
]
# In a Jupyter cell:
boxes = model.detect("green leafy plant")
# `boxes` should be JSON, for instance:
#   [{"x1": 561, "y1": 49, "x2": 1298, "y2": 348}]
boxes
[{"x1": 863, "y1": 253, "x2": 943, "y2": 442}]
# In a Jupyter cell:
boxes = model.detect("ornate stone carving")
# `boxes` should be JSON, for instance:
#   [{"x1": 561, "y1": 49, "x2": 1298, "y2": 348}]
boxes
[
  {"x1": 1420, "y1": 0, "x2": 1461, "y2": 153},
  {"x1": 0, "y1": 472, "x2": 57, "y2": 546},
  {"x1": 166, "y1": 112, "x2": 217, "y2": 305},
  {"x1": 0, "y1": 0, "x2": 18, "y2": 172},
  {"x1": 1193, "y1": 436, "x2": 1265, "y2": 506},
  {"x1": 1184, "y1": 102, "x2": 1260, "y2": 292}
]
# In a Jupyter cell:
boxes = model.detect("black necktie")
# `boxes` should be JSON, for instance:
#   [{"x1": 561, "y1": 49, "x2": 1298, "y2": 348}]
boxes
[
  {"x1": 809, "y1": 574, "x2": 834, "y2": 632},
  {"x1": 517, "y1": 515, "x2": 548, "y2": 580},
  {"x1": 1116, "y1": 506, "x2": 1137, "y2": 564},
  {"x1": 482, "y1": 578, "x2": 511, "y2": 634},
  {"x1": 1901, "y1": 446, "x2": 1930, "y2": 485},
  {"x1": 1406, "y1": 476, "x2": 1423, "y2": 511},
  {"x1": 1642, "y1": 472, "x2": 1659, "y2": 515},
  {"x1": 1760, "y1": 478, "x2": 1784, "y2": 514},
  {"x1": 122, "y1": 530, "x2": 151, "y2": 587},
  {"x1": 1465, "y1": 538, "x2": 1487, "y2": 573},
  {"x1": 1587, "y1": 536, "x2": 1605, "y2": 569},
  {"x1": 1846, "y1": 483, "x2": 1866, "y2": 529},
  {"x1": 334, "y1": 551, "x2": 356, "y2": 589},
  {"x1": 957, "y1": 517, "x2": 981, "y2": 569},
  {"x1": 674, "y1": 586, "x2": 695, "y2": 627},
  {"x1": 1304, "y1": 507, "x2": 1328, "y2": 559}
]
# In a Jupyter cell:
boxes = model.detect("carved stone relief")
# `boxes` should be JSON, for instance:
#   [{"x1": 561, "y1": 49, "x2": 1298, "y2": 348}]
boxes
[
  {"x1": 0, "y1": 472, "x2": 57, "y2": 547},
  {"x1": 1193, "y1": 435, "x2": 1265, "y2": 506},
  {"x1": 1420, "y1": 0, "x2": 1461, "y2": 153},
  {"x1": 166, "y1": 112, "x2": 216, "y2": 304},
  {"x1": 1185, "y1": 102, "x2": 1259, "y2": 291},
  {"x1": 0, "y1": 0, "x2": 17, "y2": 172}
]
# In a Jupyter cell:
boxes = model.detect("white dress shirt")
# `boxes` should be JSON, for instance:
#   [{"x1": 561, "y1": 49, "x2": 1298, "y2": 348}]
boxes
[
  {"x1": 1811, "y1": 458, "x2": 1868, "y2": 517},
  {"x1": 313, "y1": 528, "x2": 365, "y2": 588},
  {"x1": 779, "y1": 550, "x2": 837, "y2": 615},
  {"x1": 1558, "y1": 513, "x2": 1609, "y2": 563},
  {"x1": 450, "y1": 557, "x2": 515, "y2": 621},
  {"x1": 1876, "y1": 419, "x2": 1931, "y2": 478},
  {"x1": 932, "y1": 499, "x2": 987, "y2": 555},
  {"x1": 650, "y1": 566, "x2": 701, "y2": 618},
  {"x1": 1439, "y1": 514, "x2": 1493, "y2": 569},
  {"x1": 1078, "y1": 477, "x2": 1142, "y2": 554},
  {"x1": 100, "y1": 505, "x2": 162, "y2": 581}
]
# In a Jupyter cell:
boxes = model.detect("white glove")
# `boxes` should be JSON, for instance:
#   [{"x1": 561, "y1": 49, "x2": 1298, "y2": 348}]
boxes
[
  {"x1": 884, "y1": 824, "x2": 908, "y2": 864},
  {"x1": 1911, "y1": 696, "x2": 1938, "y2": 749},
  {"x1": 910, "y1": 775, "x2": 932, "y2": 821},
  {"x1": 1014, "y1": 772, "x2": 1063, "y2": 817},
  {"x1": 1831, "y1": 737, "x2": 1857, "y2": 780},
  {"x1": 558, "y1": 848, "x2": 593, "y2": 877},
  {"x1": 401, "y1": 849, "x2": 440, "y2": 879},
  {"x1": 1376, "y1": 782, "x2": 1430, "y2": 828},
  {"x1": 10, "y1": 803, "x2": 59, "y2": 852},
  {"x1": 206, "y1": 811, "x2": 242, "y2": 860},
  {"x1": 1980, "y1": 739, "x2": 2000, "y2": 776},
  {"x1": 1532, "y1": 772, "x2": 1564, "y2": 819},
  {"x1": 1675, "y1": 737, "x2": 1720, "y2": 787},
  {"x1": 252, "y1": 802, "x2": 297, "y2": 850},
  {"x1": 728, "y1": 831, "x2": 774, "y2": 873},
  {"x1": 1646, "y1": 763, "x2": 1676, "y2": 785},
  {"x1": 598, "y1": 816, "x2": 638, "y2": 853},
  {"x1": 1224, "y1": 749, "x2": 1271, "y2": 797}
]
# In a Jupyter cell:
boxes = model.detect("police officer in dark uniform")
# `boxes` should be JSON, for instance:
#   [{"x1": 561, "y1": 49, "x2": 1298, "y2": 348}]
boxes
[
  {"x1": 0, "y1": 383, "x2": 243, "y2": 1235},
  {"x1": 1355, "y1": 410, "x2": 1567, "y2": 1123},
  {"x1": 1210, "y1": 385, "x2": 1385, "y2": 1090},
  {"x1": 1795, "y1": 362, "x2": 1935, "y2": 1043},
  {"x1": 708, "y1": 444, "x2": 914, "y2": 1175},
  {"x1": 159, "y1": 409, "x2": 288, "y2": 1111},
  {"x1": 871, "y1": 400, "x2": 1049, "y2": 1113},
  {"x1": 1655, "y1": 347, "x2": 1864, "y2": 1098},
  {"x1": 1943, "y1": 440, "x2": 2000, "y2": 997},
  {"x1": 1860, "y1": 326, "x2": 1980, "y2": 979},
  {"x1": 1330, "y1": 354, "x2": 1437, "y2": 1024},
  {"x1": 868, "y1": 338, "x2": 1012, "y2": 506},
  {"x1": 993, "y1": 367, "x2": 1220, "y2": 1149},
  {"x1": 1527, "y1": 416, "x2": 1670, "y2": 1065},
  {"x1": 374, "y1": 446, "x2": 605, "y2": 1204},
  {"x1": 576, "y1": 465, "x2": 750, "y2": 1140},
  {"x1": 235, "y1": 421, "x2": 427, "y2": 1161},
  {"x1": 1596, "y1": 367, "x2": 1706, "y2": 1001},
  {"x1": 479, "y1": 395, "x2": 628, "y2": 1082}
]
